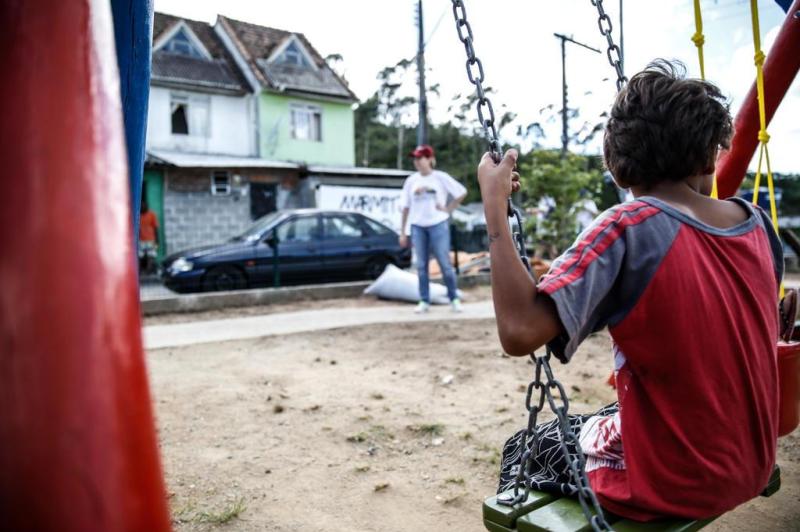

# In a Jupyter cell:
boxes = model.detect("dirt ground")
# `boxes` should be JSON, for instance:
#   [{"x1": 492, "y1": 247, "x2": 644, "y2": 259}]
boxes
[{"x1": 147, "y1": 294, "x2": 799, "y2": 532}]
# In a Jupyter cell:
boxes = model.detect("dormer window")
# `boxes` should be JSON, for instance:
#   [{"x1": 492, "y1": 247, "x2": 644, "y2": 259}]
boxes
[
  {"x1": 267, "y1": 36, "x2": 317, "y2": 71},
  {"x1": 162, "y1": 27, "x2": 206, "y2": 59},
  {"x1": 276, "y1": 41, "x2": 312, "y2": 68}
]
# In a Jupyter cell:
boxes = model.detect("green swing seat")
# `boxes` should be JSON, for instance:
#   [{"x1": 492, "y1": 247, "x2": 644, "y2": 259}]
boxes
[{"x1": 482, "y1": 466, "x2": 781, "y2": 532}]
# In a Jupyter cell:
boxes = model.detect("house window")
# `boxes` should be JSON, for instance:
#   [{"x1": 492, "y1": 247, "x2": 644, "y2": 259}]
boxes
[
  {"x1": 163, "y1": 27, "x2": 205, "y2": 59},
  {"x1": 290, "y1": 104, "x2": 322, "y2": 141},
  {"x1": 170, "y1": 94, "x2": 209, "y2": 137},
  {"x1": 211, "y1": 171, "x2": 231, "y2": 195},
  {"x1": 276, "y1": 40, "x2": 312, "y2": 68},
  {"x1": 171, "y1": 101, "x2": 189, "y2": 135}
]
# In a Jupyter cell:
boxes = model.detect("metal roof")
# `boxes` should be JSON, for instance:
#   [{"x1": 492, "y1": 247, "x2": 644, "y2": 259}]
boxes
[
  {"x1": 145, "y1": 149, "x2": 413, "y2": 178},
  {"x1": 146, "y1": 149, "x2": 298, "y2": 169}
]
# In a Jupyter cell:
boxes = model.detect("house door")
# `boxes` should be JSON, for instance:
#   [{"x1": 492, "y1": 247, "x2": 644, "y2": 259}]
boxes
[
  {"x1": 142, "y1": 170, "x2": 166, "y2": 262},
  {"x1": 251, "y1": 182, "x2": 277, "y2": 220}
]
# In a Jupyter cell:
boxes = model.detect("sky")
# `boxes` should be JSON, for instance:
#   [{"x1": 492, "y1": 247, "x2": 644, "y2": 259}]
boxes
[{"x1": 155, "y1": 0, "x2": 800, "y2": 173}]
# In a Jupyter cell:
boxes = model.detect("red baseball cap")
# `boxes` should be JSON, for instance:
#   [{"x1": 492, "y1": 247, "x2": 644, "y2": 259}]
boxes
[{"x1": 409, "y1": 144, "x2": 435, "y2": 158}]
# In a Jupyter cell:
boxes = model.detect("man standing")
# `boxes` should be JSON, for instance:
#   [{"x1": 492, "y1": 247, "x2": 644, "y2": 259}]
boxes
[
  {"x1": 139, "y1": 200, "x2": 160, "y2": 275},
  {"x1": 399, "y1": 145, "x2": 467, "y2": 313}
]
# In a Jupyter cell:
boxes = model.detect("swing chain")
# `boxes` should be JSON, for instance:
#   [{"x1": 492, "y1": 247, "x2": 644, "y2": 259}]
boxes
[
  {"x1": 590, "y1": 0, "x2": 627, "y2": 91},
  {"x1": 448, "y1": 4, "x2": 609, "y2": 529},
  {"x1": 450, "y1": 0, "x2": 530, "y2": 267},
  {"x1": 502, "y1": 348, "x2": 614, "y2": 531},
  {"x1": 450, "y1": 0, "x2": 502, "y2": 162}
]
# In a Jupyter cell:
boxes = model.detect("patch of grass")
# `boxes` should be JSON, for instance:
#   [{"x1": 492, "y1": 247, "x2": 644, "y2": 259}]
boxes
[
  {"x1": 460, "y1": 432, "x2": 473, "y2": 441},
  {"x1": 346, "y1": 432, "x2": 368, "y2": 443},
  {"x1": 354, "y1": 465, "x2": 371, "y2": 473},
  {"x1": 445, "y1": 477, "x2": 465, "y2": 485},
  {"x1": 407, "y1": 423, "x2": 445, "y2": 437},
  {"x1": 347, "y1": 425, "x2": 393, "y2": 444},
  {"x1": 370, "y1": 392, "x2": 385, "y2": 400},
  {"x1": 370, "y1": 424, "x2": 392, "y2": 438},
  {"x1": 174, "y1": 498, "x2": 246, "y2": 525},
  {"x1": 195, "y1": 497, "x2": 247, "y2": 524},
  {"x1": 374, "y1": 482, "x2": 390, "y2": 492},
  {"x1": 472, "y1": 446, "x2": 501, "y2": 466},
  {"x1": 172, "y1": 503, "x2": 196, "y2": 524}
]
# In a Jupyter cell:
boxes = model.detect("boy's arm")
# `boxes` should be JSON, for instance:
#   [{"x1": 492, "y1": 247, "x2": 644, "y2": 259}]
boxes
[{"x1": 478, "y1": 151, "x2": 563, "y2": 356}]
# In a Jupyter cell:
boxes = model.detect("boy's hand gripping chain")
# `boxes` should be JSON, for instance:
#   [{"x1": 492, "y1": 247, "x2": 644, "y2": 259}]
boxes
[{"x1": 450, "y1": 2, "x2": 613, "y2": 530}]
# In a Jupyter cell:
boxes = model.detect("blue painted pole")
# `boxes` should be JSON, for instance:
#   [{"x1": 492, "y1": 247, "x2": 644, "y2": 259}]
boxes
[{"x1": 111, "y1": 0, "x2": 153, "y2": 240}]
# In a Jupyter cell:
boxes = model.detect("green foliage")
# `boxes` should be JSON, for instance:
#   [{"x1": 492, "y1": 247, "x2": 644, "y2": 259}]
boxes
[
  {"x1": 354, "y1": 60, "x2": 608, "y2": 244},
  {"x1": 518, "y1": 150, "x2": 606, "y2": 257}
]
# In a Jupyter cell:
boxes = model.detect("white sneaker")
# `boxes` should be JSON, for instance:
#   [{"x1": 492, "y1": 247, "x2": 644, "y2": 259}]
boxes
[
  {"x1": 414, "y1": 301, "x2": 430, "y2": 314},
  {"x1": 450, "y1": 298, "x2": 463, "y2": 313}
]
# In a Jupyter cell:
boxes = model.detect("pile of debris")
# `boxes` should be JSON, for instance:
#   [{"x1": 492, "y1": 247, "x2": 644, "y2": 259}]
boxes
[{"x1": 429, "y1": 252, "x2": 551, "y2": 278}]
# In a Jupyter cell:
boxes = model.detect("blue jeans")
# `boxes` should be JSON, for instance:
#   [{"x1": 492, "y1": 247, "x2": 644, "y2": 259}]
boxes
[{"x1": 411, "y1": 221, "x2": 458, "y2": 303}]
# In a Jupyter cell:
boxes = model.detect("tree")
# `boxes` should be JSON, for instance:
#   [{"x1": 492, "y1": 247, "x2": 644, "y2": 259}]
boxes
[{"x1": 517, "y1": 149, "x2": 605, "y2": 258}]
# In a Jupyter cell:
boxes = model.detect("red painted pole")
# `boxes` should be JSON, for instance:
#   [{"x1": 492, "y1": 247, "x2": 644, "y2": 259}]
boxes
[
  {"x1": 715, "y1": 0, "x2": 800, "y2": 199},
  {"x1": 0, "y1": 2, "x2": 171, "y2": 531}
]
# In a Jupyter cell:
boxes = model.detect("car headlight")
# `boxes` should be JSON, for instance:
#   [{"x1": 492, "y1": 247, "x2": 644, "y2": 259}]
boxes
[{"x1": 170, "y1": 257, "x2": 194, "y2": 273}]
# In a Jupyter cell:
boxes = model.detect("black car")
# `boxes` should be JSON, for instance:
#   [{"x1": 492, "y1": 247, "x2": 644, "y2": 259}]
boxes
[{"x1": 162, "y1": 209, "x2": 411, "y2": 293}]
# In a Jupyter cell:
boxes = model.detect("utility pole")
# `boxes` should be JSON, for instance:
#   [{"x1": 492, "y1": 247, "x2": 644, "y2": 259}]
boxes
[
  {"x1": 553, "y1": 33, "x2": 601, "y2": 157},
  {"x1": 416, "y1": 0, "x2": 428, "y2": 146}
]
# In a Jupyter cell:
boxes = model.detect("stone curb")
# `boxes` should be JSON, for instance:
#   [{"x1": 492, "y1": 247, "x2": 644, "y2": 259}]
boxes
[{"x1": 141, "y1": 273, "x2": 491, "y2": 316}]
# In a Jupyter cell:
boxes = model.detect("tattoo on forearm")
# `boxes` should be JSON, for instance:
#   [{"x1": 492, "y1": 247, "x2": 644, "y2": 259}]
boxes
[{"x1": 487, "y1": 231, "x2": 501, "y2": 245}]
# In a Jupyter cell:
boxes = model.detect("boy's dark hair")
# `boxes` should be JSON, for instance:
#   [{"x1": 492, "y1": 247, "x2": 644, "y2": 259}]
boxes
[{"x1": 603, "y1": 59, "x2": 732, "y2": 188}]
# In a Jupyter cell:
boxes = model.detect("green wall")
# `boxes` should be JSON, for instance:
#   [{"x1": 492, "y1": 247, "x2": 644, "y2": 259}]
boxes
[{"x1": 259, "y1": 92, "x2": 354, "y2": 166}]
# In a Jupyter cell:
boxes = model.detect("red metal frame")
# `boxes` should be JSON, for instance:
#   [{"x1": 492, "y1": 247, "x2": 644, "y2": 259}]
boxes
[{"x1": 715, "y1": 0, "x2": 800, "y2": 198}]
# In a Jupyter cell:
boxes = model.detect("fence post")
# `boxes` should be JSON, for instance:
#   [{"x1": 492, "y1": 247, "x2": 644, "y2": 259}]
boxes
[
  {"x1": 272, "y1": 229, "x2": 281, "y2": 288},
  {"x1": 451, "y1": 224, "x2": 460, "y2": 275}
]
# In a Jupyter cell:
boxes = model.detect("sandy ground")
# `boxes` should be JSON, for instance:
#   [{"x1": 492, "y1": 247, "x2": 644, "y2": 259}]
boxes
[{"x1": 146, "y1": 293, "x2": 799, "y2": 531}]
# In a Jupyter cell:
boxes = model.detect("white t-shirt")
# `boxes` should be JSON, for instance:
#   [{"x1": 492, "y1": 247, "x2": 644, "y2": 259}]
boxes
[{"x1": 400, "y1": 170, "x2": 467, "y2": 231}]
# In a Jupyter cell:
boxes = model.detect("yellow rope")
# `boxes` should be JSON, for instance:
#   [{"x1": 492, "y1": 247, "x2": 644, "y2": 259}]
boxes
[
  {"x1": 749, "y1": 0, "x2": 783, "y2": 298},
  {"x1": 692, "y1": 0, "x2": 719, "y2": 198},
  {"x1": 692, "y1": 0, "x2": 706, "y2": 79}
]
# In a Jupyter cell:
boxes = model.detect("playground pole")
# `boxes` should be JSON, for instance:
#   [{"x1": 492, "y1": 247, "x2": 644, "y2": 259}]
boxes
[
  {"x1": 715, "y1": 0, "x2": 800, "y2": 198},
  {"x1": 111, "y1": 0, "x2": 154, "y2": 240},
  {"x1": 0, "y1": 2, "x2": 171, "y2": 531}
]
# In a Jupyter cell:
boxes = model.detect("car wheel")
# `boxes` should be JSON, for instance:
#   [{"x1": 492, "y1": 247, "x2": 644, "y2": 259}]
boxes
[
  {"x1": 203, "y1": 266, "x2": 247, "y2": 292},
  {"x1": 365, "y1": 257, "x2": 390, "y2": 280}
]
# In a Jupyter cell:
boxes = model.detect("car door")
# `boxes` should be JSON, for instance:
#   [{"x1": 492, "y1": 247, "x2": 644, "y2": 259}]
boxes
[
  {"x1": 321, "y1": 214, "x2": 372, "y2": 279},
  {"x1": 264, "y1": 214, "x2": 323, "y2": 283}
]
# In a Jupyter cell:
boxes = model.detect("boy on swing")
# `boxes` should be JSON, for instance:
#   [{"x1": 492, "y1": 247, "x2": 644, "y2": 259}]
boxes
[{"x1": 478, "y1": 60, "x2": 788, "y2": 520}]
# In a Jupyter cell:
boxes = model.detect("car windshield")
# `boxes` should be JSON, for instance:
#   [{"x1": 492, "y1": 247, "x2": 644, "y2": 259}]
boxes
[{"x1": 229, "y1": 211, "x2": 284, "y2": 242}]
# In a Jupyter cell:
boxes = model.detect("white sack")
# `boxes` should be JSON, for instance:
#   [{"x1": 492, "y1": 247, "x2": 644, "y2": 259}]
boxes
[{"x1": 363, "y1": 264, "x2": 459, "y2": 304}]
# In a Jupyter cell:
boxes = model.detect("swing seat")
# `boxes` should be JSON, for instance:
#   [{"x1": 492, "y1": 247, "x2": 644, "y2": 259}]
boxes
[{"x1": 483, "y1": 466, "x2": 781, "y2": 532}]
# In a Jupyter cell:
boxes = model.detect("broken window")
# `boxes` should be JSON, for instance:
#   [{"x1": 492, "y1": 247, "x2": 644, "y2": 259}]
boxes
[
  {"x1": 171, "y1": 102, "x2": 189, "y2": 135},
  {"x1": 170, "y1": 94, "x2": 209, "y2": 137}
]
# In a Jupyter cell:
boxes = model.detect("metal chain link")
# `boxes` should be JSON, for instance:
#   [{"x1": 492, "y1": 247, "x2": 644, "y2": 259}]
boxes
[
  {"x1": 450, "y1": 0, "x2": 502, "y2": 162},
  {"x1": 497, "y1": 348, "x2": 614, "y2": 531},
  {"x1": 448, "y1": 2, "x2": 615, "y2": 530},
  {"x1": 590, "y1": 0, "x2": 627, "y2": 91},
  {"x1": 449, "y1": 0, "x2": 529, "y2": 269}
]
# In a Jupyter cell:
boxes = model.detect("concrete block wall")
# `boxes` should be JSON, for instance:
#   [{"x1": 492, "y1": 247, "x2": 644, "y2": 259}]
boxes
[{"x1": 163, "y1": 175, "x2": 252, "y2": 255}]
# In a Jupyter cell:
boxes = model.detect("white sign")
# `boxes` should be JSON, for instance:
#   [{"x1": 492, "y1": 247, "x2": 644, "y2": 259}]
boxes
[{"x1": 317, "y1": 185, "x2": 404, "y2": 232}]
